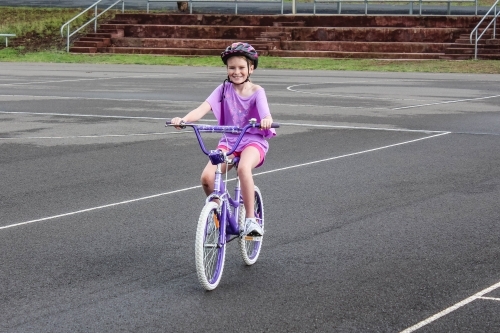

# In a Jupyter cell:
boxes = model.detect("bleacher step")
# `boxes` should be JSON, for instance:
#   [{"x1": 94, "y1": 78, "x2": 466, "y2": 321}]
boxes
[{"x1": 68, "y1": 13, "x2": 499, "y2": 60}]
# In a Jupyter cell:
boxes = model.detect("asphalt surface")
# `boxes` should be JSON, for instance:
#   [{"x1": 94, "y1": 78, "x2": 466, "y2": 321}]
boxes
[
  {"x1": 0, "y1": 0, "x2": 490, "y2": 15},
  {"x1": 1, "y1": 63, "x2": 500, "y2": 332}
]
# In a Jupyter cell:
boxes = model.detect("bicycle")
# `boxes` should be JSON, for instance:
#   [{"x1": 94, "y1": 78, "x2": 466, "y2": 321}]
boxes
[{"x1": 166, "y1": 119, "x2": 279, "y2": 290}]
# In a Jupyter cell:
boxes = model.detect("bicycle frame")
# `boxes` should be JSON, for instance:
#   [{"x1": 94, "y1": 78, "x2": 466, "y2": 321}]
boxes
[
  {"x1": 167, "y1": 119, "x2": 279, "y2": 290},
  {"x1": 165, "y1": 120, "x2": 273, "y2": 243}
]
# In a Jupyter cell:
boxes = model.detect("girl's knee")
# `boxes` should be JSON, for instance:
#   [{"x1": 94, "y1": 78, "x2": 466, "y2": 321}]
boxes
[
  {"x1": 237, "y1": 165, "x2": 252, "y2": 178},
  {"x1": 200, "y1": 171, "x2": 212, "y2": 186}
]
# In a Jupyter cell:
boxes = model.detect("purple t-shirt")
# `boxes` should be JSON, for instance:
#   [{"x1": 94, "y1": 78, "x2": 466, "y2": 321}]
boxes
[{"x1": 206, "y1": 82, "x2": 276, "y2": 154}]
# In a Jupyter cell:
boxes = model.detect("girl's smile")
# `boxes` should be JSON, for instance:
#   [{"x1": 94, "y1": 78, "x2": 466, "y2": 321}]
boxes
[{"x1": 227, "y1": 56, "x2": 254, "y2": 84}]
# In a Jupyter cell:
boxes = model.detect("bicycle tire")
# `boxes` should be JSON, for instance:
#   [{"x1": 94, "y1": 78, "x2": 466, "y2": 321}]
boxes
[
  {"x1": 195, "y1": 201, "x2": 225, "y2": 290},
  {"x1": 239, "y1": 185, "x2": 264, "y2": 265}
]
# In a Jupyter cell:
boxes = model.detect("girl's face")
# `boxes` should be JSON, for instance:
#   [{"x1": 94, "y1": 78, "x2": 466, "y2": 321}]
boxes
[{"x1": 226, "y1": 56, "x2": 254, "y2": 84}]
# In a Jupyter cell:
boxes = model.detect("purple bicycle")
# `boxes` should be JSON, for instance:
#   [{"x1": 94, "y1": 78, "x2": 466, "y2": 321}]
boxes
[{"x1": 166, "y1": 119, "x2": 279, "y2": 290}]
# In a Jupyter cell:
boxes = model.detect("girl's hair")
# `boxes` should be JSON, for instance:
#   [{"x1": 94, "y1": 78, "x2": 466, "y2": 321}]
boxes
[{"x1": 226, "y1": 55, "x2": 255, "y2": 69}]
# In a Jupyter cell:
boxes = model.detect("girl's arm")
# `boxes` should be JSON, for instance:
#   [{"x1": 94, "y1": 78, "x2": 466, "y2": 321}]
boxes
[{"x1": 171, "y1": 101, "x2": 212, "y2": 127}]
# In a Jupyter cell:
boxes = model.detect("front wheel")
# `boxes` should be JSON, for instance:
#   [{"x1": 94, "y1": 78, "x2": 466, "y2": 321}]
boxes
[
  {"x1": 195, "y1": 201, "x2": 225, "y2": 290},
  {"x1": 239, "y1": 186, "x2": 264, "y2": 265}
]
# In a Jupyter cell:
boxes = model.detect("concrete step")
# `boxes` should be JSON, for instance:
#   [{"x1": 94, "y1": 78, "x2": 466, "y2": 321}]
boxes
[
  {"x1": 444, "y1": 47, "x2": 500, "y2": 54},
  {"x1": 73, "y1": 40, "x2": 110, "y2": 48},
  {"x1": 486, "y1": 39, "x2": 500, "y2": 45},
  {"x1": 259, "y1": 31, "x2": 292, "y2": 40},
  {"x1": 107, "y1": 19, "x2": 138, "y2": 24},
  {"x1": 121, "y1": 25, "x2": 467, "y2": 43},
  {"x1": 273, "y1": 21, "x2": 305, "y2": 27},
  {"x1": 98, "y1": 46, "x2": 440, "y2": 59},
  {"x1": 97, "y1": 29, "x2": 124, "y2": 37},
  {"x1": 86, "y1": 29, "x2": 124, "y2": 39},
  {"x1": 461, "y1": 33, "x2": 494, "y2": 39},
  {"x1": 454, "y1": 38, "x2": 486, "y2": 44},
  {"x1": 70, "y1": 46, "x2": 97, "y2": 53},
  {"x1": 110, "y1": 37, "x2": 235, "y2": 48},
  {"x1": 79, "y1": 37, "x2": 111, "y2": 43},
  {"x1": 268, "y1": 49, "x2": 442, "y2": 59},
  {"x1": 99, "y1": 24, "x2": 128, "y2": 30},
  {"x1": 440, "y1": 53, "x2": 500, "y2": 60},
  {"x1": 439, "y1": 54, "x2": 473, "y2": 60},
  {"x1": 101, "y1": 46, "x2": 275, "y2": 56},
  {"x1": 280, "y1": 41, "x2": 450, "y2": 53},
  {"x1": 112, "y1": 13, "x2": 481, "y2": 28}
]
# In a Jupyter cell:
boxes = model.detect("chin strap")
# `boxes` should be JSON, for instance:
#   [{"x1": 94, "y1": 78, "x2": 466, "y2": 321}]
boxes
[{"x1": 219, "y1": 78, "x2": 229, "y2": 125}]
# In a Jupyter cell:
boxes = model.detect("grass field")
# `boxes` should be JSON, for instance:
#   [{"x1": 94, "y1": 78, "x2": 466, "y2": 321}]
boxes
[{"x1": 1, "y1": 6, "x2": 500, "y2": 73}]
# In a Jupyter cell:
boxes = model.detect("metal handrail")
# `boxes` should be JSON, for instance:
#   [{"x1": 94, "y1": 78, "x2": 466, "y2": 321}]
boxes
[
  {"x1": 60, "y1": 0, "x2": 125, "y2": 52},
  {"x1": 470, "y1": 0, "x2": 499, "y2": 60}
]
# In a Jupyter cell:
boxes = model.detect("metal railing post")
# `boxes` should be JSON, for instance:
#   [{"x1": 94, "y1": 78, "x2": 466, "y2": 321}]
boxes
[
  {"x1": 94, "y1": 5, "x2": 98, "y2": 32},
  {"x1": 67, "y1": 25, "x2": 70, "y2": 52},
  {"x1": 474, "y1": 30, "x2": 478, "y2": 60}
]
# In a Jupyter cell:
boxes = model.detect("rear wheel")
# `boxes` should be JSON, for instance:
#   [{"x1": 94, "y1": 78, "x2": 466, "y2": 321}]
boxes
[
  {"x1": 239, "y1": 186, "x2": 264, "y2": 265},
  {"x1": 195, "y1": 202, "x2": 225, "y2": 290}
]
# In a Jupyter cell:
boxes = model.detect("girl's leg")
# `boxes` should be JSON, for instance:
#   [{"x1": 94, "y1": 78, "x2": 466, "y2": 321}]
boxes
[
  {"x1": 200, "y1": 161, "x2": 217, "y2": 196},
  {"x1": 200, "y1": 150, "x2": 233, "y2": 196},
  {"x1": 237, "y1": 146, "x2": 261, "y2": 218}
]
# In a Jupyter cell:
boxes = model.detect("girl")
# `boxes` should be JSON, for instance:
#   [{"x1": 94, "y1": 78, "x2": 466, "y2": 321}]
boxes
[{"x1": 170, "y1": 42, "x2": 276, "y2": 236}]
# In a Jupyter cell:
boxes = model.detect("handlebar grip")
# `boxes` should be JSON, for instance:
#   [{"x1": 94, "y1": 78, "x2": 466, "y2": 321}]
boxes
[
  {"x1": 166, "y1": 120, "x2": 186, "y2": 129},
  {"x1": 271, "y1": 123, "x2": 280, "y2": 129}
]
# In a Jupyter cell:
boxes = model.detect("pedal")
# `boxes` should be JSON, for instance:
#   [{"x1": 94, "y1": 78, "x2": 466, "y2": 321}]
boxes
[{"x1": 242, "y1": 235, "x2": 262, "y2": 241}]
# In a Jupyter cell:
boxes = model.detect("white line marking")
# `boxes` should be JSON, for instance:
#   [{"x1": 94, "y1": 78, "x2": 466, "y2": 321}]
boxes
[
  {"x1": 287, "y1": 83, "x2": 500, "y2": 110},
  {"x1": 0, "y1": 132, "x2": 181, "y2": 140},
  {"x1": 0, "y1": 185, "x2": 202, "y2": 231},
  {"x1": 400, "y1": 281, "x2": 500, "y2": 333},
  {"x1": 0, "y1": 94, "x2": 200, "y2": 104},
  {"x1": 0, "y1": 132, "x2": 449, "y2": 231},
  {"x1": 0, "y1": 110, "x2": 446, "y2": 134},
  {"x1": 287, "y1": 82, "x2": 411, "y2": 101},
  {"x1": 392, "y1": 94, "x2": 500, "y2": 110},
  {"x1": 0, "y1": 110, "x2": 167, "y2": 120},
  {"x1": 0, "y1": 73, "x2": 177, "y2": 86},
  {"x1": 253, "y1": 132, "x2": 450, "y2": 176},
  {"x1": 478, "y1": 296, "x2": 500, "y2": 302},
  {"x1": 281, "y1": 122, "x2": 446, "y2": 134}
]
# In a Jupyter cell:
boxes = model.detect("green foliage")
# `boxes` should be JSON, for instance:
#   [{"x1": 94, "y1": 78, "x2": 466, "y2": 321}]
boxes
[
  {"x1": 0, "y1": 7, "x2": 90, "y2": 36},
  {"x1": 1, "y1": 48, "x2": 499, "y2": 73}
]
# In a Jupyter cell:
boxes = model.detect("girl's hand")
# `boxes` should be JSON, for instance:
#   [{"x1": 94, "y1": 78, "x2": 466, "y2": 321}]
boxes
[
  {"x1": 260, "y1": 117, "x2": 273, "y2": 130},
  {"x1": 170, "y1": 117, "x2": 185, "y2": 129}
]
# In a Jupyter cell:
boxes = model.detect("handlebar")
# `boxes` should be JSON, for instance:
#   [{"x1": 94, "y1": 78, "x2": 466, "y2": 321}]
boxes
[{"x1": 165, "y1": 120, "x2": 279, "y2": 158}]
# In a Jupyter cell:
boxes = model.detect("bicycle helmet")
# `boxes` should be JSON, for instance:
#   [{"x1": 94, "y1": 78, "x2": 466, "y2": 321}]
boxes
[{"x1": 221, "y1": 42, "x2": 259, "y2": 69}]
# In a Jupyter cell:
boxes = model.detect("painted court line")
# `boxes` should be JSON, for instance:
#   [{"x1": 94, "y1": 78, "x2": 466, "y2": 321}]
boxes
[
  {"x1": 0, "y1": 185, "x2": 202, "y2": 231},
  {"x1": 0, "y1": 94, "x2": 199, "y2": 104},
  {"x1": 287, "y1": 83, "x2": 500, "y2": 110},
  {"x1": 0, "y1": 132, "x2": 180, "y2": 141},
  {"x1": 479, "y1": 296, "x2": 500, "y2": 302},
  {"x1": 0, "y1": 132, "x2": 449, "y2": 231},
  {"x1": 392, "y1": 94, "x2": 500, "y2": 110},
  {"x1": 0, "y1": 110, "x2": 446, "y2": 135},
  {"x1": 401, "y1": 281, "x2": 500, "y2": 332},
  {"x1": 0, "y1": 73, "x2": 177, "y2": 87}
]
